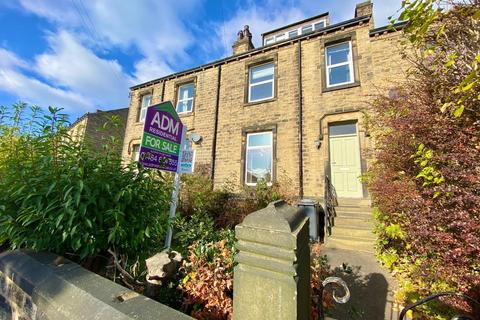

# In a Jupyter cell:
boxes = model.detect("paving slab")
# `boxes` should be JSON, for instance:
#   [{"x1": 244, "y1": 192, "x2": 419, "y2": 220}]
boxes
[{"x1": 321, "y1": 247, "x2": 405, "y2": 320}]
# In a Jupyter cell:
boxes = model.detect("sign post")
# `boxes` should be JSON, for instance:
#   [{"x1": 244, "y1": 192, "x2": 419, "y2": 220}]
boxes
[{"x1": 138, "y1": 101, "x2": 186, "y2": 249}]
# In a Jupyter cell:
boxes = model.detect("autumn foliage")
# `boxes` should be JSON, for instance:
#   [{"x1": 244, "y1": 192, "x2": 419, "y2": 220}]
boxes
[{"x1": 367, "y1": 1, "x2": 480, "y2": 317}]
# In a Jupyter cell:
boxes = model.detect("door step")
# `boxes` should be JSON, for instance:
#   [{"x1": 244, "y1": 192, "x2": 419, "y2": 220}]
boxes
[
  {"x1": 336, "y1": 198, "x2": 372, "y2": 207},
  {"x1": 331, "y1": 226, "x2": 375, "y2": 240},
  {"x1": 324, "y1": 235, "x2": 375, "y2": 253},
  {"x1": 334, "y1": 216, "x2": 373, "y2": 227}
]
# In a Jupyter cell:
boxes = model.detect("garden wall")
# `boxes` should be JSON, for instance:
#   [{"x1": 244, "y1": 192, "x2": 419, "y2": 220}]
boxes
[{"x1": 0, "y1": 250, "x2": 193, "y2": 320}]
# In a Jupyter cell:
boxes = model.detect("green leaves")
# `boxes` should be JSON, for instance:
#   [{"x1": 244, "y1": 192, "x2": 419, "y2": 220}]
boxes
[{"x1": 0, "y1": 102, "x2": 170, "y2": 259}]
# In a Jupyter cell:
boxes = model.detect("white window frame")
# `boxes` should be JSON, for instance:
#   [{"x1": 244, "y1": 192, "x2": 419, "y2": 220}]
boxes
[
  {"x1": 262, "y1": 18, "x2": 326, "y2": 45},
  {"x1": 245, "y1": 131, "x2": 273, "y2": 186},
  {"x1": 314, "y1": 21, "x2": 325, "y2": 30},
  {"x1": 288, "y1": 30, "x2": 298, "y2": 38},
  {"x1": 248, "y1": 62, "x2": 275, "y2": 103},
  {"x1": 176, "y1": 83, "x2": 195, "y2": 114},
  {"x1": 131, "y1": 144, "x2": 140, "y2": 161},
  {"x1": 301, "y1": 25, "x2": 313, "y2": 35},
  {"x1": 138, "y1": 94, "x2": 152, "y2": 122},
  {"x1": 325, "y1": 41, "x2": 354, "y2": 88}
]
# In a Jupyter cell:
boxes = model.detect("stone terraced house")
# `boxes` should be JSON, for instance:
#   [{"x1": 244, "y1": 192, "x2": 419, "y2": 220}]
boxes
[{"x1": 121, "y1": 1, "x2": 407, "y2": 201}]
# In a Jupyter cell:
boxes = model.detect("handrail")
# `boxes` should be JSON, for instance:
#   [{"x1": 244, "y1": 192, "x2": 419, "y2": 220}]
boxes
[
  {"x1": 323, "y1": 175, "x2": 338, "y2": 237},
  {"x1": 399, "y1": 292, "x2": 480, "y2": 320},
  {"x1": 318, "y1": 277, "x2": 350, "y2": 320}
]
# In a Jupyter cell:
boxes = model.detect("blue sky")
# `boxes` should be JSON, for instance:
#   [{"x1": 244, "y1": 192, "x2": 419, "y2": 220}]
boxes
[{"x1": 0, "y1": 0, "x2": 403, "y2": 121}]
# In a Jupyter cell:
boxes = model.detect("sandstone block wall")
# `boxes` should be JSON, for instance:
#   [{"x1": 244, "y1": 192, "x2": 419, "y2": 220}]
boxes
[{"x1": 122, "y1": 16, "x2": 406, "y2": 199}]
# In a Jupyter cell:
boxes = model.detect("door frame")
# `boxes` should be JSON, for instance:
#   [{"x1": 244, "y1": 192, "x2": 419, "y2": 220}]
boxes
[
  {"x1": 327, "y1": 120, "x2": 363, "y2": 198},
  {"x1": 319, "y1": 111, "x2": 368, "y2": 199}
]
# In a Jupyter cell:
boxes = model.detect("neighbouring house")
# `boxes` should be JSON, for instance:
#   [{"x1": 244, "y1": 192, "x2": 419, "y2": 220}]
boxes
[
  {"x1": 69, "y1": 108, "x2": 129, "y2": 155},
  {"x1": 122, "y1": 1, "x2": 407, "y2": 200}
]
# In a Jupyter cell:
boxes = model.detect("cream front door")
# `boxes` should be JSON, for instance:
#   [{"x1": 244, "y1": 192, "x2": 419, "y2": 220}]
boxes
[{"x1": 328, "y1": 122, "x2": 363, "y2": 198}]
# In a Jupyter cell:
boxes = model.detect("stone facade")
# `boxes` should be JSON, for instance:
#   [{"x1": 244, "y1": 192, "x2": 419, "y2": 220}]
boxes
[
  {"x1": 69, "y1": 108, "x2": 128, "y2": 155},
  {"x1": 122, "y1": 1, "x2": 407, "y2": 199}
]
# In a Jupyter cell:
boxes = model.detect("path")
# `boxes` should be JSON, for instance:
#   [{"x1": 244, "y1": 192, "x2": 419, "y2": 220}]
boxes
[{"x1": 322, "y1": 199, "x2": 406, "y2": 320}]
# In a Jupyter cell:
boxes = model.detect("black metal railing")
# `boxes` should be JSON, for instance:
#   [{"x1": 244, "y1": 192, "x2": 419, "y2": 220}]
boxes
[
  {"x1": 323, "y1": 175, "x2": 338, "y2": 237},
  {"x1": 318, "y1": 277, "x2": 350, "y2": 320},
  {"x1": 399, "y1": 292, "x2": 480, "y2": 320},
  {"x1": 318, "y1": 281, "x2": 480, "y2": 320}
]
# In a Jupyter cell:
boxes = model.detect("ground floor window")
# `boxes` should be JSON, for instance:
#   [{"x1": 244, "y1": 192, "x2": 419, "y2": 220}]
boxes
[
  {"x1": 132, "y1": 144, "x2": 140, "y2": 161},
  {"x1": 245, "y1": 131, "x2": 273, "y2": 185}
]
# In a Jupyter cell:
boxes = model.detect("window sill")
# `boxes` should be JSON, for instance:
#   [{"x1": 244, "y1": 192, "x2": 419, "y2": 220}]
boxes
[
  {"x1": 323, "y1": 81, "x2": 360, "y2": 93},
  {"x1": 244, "y1": 97, "x2": 276, "y2": 107},
  {"x1": 178, "y1": 111, "x2": 194, "y2": 118}
]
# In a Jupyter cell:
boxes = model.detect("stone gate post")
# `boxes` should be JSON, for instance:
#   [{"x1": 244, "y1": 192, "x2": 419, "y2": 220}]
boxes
[{"x1": 233, "y1": 200, "x2": 310, "y2": 320}]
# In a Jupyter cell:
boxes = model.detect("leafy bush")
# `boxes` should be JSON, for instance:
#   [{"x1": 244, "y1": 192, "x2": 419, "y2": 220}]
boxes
[
  {"x1": 0, "y1": 103, "x2": 170, "y2": 260},
  {"x1": 179, "y1": 238, "x2": 236, "y2": 320},
  {"x1": 368, "y1": 2, "x2": 480, "y2": 317},
  {"x1": 178, "y1": 238, "x2": 333, "y2": 320}
]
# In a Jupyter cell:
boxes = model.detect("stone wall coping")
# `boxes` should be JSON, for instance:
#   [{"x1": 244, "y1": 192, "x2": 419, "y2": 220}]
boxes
[
  {"x1": 240, "y1": 200, "x2": 306, "y2": 233},
  {"x1": 0, "y1": 250, "x2": 193, "y2": 320}
]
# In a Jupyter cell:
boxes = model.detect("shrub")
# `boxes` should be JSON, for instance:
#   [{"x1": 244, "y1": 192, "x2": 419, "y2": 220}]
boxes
[
  {"x1": 179, "y1": 238, "x2": 236, "y2": 320},
  {"x1": 0, "y1": 104, "x2": 170, "y2": 261},
  {"x1": 179, "y1": 238, "x2": 333, "y2": 320},
  {"x1": 368, "y1": 1, "x2": 480, "y2": 317}
]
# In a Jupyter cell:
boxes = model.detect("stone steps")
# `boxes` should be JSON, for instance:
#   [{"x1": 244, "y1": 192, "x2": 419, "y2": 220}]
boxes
[
  {"x1": 336, "y1": 198, "x2": 372, "y2": 207},
  {"x1": 335, "y1": 205, "x2": 372, "y2": 214},
  {"x1": 324, "y1": 198, "x2": 376, "y2": 253},
  {"x1": 331, "y1": 226, "x2": 376, "y2": 239},
  {"x1": 333, "y1": 215, "x2": 373, "y2": 228},
  {"x1": 324, "y1": 235, "x2": 375, "y2": 253}
]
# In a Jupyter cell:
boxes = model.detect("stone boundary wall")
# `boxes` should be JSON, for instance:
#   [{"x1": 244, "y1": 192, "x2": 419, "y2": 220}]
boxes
[{"x1": 0, "y1": 250, "x2": 193, "y2": 320}]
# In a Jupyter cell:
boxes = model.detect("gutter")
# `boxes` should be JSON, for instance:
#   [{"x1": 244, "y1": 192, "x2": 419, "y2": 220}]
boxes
[
  {"x1": 297, "y1": 40, "x2": 304, "y2": 199},
  {"x1": 369, "y1": 21, "x2": 408, "y2": 37},
  {"x1": 210, "y1": 65, "x2": 221, "y2": 182}
]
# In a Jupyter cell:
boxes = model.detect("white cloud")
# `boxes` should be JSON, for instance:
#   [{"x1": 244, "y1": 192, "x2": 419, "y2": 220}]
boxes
[
  {"x1": 133, "y1": 58, "x2": 174, "y2": 84},
  {"x1": 35, "y1": 31, "x2": 132, "y2": 108},
  {"x1": 0, "y1": 43, "x2": 127, "y2": 114},
  {"x1": 18, "y1": 0, "x2": 202, "y2": 82},
  {"x1": 0, "y1": 48, "x2": 28, "y2": 69},
  {"x1": 7, "y1": 0, "x2": 405, "y2": 117},
  {"x1": 0, "y1": 68, "x2": 91, "y2": 113},
  {"x1": 214, "y1": 4, "x2": 306, "y2": 56}
]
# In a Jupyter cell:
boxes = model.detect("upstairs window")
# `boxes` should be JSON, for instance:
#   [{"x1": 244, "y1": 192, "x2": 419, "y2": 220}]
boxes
[
  {"x1": 265, "y1": 37, "x2": 274, "y2": 45},
  {"x1": 325, "y1": 41, "x2": 354, "y2": 87},
  {"x1": 248, "y1": 63, "x2": 274, "y2": 102},
  {"x1": 275, "y1": 34, "x2": 286, "y2": 42},
  {"x1": 176, "y1": 83, "x2": 195, "y2": 114},
  {"x1": 245, "y1": 132, "x2": 273, "y2": 186},
  {"x1": 138, "y1": 94, "x2": 152, "y2": 122},
  {"x1": 301, "y1": 25, "x2": 313, "y2": 34},
  {"x1": 314, "y1": 21, "x2": 325, "y2": 30},
  {"x1": 288, "y1": 30, "x2": 298, "y2": 38}
]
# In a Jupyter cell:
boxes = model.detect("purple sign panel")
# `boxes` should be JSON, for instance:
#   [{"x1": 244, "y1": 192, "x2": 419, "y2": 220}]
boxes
[{"x1": 139, "y1": 101, "x2": 184, "y2": 172}]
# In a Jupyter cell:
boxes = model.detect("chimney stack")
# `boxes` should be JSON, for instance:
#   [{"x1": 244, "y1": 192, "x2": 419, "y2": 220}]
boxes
[
  {"x1": 355, "y1": 1, "x2": 374, "y2": 27},
  {"x1": 232, "y1": 25, "x2": 254, "y2": 55}
]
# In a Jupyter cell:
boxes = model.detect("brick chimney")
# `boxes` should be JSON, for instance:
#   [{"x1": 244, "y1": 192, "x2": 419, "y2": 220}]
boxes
[
  {"x1": 232, "y1": 25, "x2": 254, "y2": 55},
  {"x1": 355, "y1": 1, "x2": 374, "y2": 27}
]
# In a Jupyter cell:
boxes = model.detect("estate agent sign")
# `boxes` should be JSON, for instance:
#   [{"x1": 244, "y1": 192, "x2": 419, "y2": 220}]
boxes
[
  {"x1": 139, "y1": 101, "x2": 189, "y2": 249},
  {"x1": 139, "y1": 101, "x2": 184, "y2": 172}
]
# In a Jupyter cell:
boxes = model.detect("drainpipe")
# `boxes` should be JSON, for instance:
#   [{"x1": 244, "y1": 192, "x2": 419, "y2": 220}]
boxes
[
  {"x1": 297, "y1": 40, "x2": 304, "y2": 199},
  {"x1": 210, "y1": 65, "x2": 222, "y2": 182},
  {"x1": 160, "y1": 80, "x2": 166, "y2": 101}
]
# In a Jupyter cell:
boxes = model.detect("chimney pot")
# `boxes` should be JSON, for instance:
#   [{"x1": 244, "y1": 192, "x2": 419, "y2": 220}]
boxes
[{"x1": 232, "y1": 25, "x2": 254, "y2": 55}]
